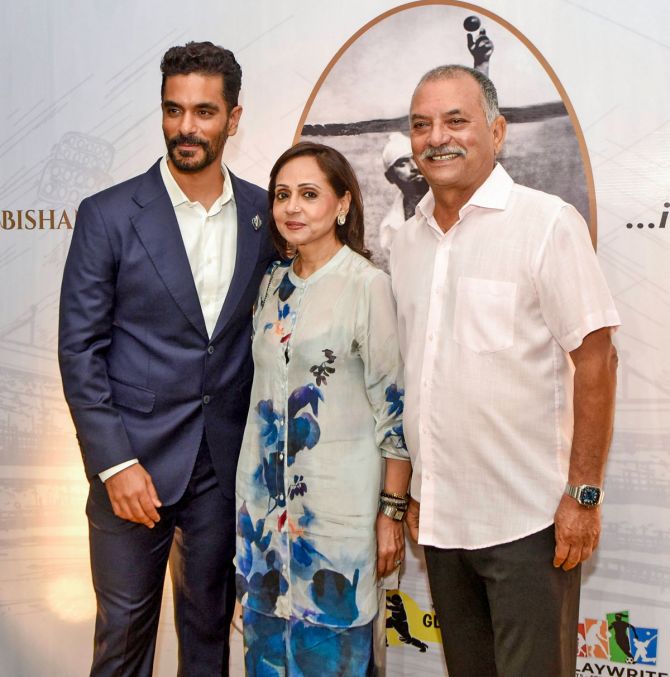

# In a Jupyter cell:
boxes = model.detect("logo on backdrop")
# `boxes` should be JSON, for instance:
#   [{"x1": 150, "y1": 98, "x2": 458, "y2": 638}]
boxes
[
  {"x1": 1, "y1": 209, "x2": 75, "y2": 230},
  {"x1": 626, "y1": 202, "x2": 669, "y2": 229},
  {"x1": 385, "y1": 590, "x2": 435, "y2": 652},
  {"x1": 577, "y1": 610, "x2": 662, "y2": 676},
  {"x1": 2, "y1": 131, "x2": 114, "y2": 233},
  {"x1": 38, "y1": 131, "x2": 114, "y2": 208}
]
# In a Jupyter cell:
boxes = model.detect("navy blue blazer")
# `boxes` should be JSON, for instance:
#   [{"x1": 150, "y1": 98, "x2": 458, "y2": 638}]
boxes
[{"x1": 58, "y1": 159, "x2": 275, "y2": 503}]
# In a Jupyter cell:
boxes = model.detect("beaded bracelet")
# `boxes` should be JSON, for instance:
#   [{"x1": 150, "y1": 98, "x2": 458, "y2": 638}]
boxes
[{"x1": 381, "y1": 490, "x2": 409, "y2": 501}]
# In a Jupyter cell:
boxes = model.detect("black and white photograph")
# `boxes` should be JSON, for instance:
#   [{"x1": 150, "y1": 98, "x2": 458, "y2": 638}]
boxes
[{"x1": 299, "y1": 4, "x2": 592, "y2": 269}]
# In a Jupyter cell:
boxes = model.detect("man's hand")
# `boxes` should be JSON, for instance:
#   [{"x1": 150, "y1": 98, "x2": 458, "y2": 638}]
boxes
[
  {"x1": 105, "y1": 464, "x2": 162, "y2": 528},
  {"x1": 406, "y1": 497, "x2": 420, "y2": 543},
  {"x1": 376, "y1": 513, "x2": 405, "y2": 578},
  {"x1": 553, "y1": 493, "x2": 601, "y2": 570}
]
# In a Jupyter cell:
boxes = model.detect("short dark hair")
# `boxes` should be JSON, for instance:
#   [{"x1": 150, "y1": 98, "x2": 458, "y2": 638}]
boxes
[
  {"x1": 413, "y1": 64, "x2": 500, "y2": 125},
  {"x1": 160, "y1": 41, "x2": 242, "y2": 110},
  {"x1": 268, "y1": 142, "x2": 370, "y2": 260}
]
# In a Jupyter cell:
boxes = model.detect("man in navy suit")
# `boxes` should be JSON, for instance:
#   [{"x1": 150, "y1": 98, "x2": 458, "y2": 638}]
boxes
[{"x1": 58, "y1": 42, "x2": 275, "y2": 676}]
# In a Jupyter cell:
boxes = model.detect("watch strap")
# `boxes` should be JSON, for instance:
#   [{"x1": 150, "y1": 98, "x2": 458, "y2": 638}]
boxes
[
  {"x1": 565, "y1": 483, "x2": 581, "y2": 501},
  {"x1": 565, "y1": 482, "x2": 604, "y2": 507}
]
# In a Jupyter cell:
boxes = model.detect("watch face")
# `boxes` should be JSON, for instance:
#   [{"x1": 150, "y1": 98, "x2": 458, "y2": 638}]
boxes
[{"x1": 579, "y1": 486, "x2": 601, "y2": 506}]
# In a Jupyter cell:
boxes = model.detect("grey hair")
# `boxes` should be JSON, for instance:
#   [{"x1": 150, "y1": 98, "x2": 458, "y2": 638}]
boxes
[{"x1": 412, "y1": 65, "x2": 500, "y2": 125}]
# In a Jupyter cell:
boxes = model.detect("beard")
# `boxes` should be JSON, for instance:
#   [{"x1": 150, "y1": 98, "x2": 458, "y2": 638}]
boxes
[{"x1": 165, "y1": 132, "x2": 226, "y2": 173}]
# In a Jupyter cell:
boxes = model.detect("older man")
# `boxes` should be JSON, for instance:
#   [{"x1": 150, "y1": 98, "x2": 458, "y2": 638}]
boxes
[{"x1": 390, "y1": 65, "x2": 619, "y2": 676}]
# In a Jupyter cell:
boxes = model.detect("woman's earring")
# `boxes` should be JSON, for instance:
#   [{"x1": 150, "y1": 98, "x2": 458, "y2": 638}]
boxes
[{"x1": 337, "y1": 212, "x2": 346, "y2": 226}]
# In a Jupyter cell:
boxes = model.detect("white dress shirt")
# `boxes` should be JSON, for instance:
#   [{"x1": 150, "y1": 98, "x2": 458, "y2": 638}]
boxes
[
  {"x1": 99, "y1": 157, "x2": 238, "y2": 482},
  {"x1": 390, "y1": 163, "x2": 620, "y2": 549},
  {"x1": 159, "y1": 156, "x2": 238, "y2": 337}
]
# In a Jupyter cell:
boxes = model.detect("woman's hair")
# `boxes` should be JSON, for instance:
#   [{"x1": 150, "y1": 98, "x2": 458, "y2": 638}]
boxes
[{"x1": 267, "y1": 141, "x2": 370, "y2": 260}]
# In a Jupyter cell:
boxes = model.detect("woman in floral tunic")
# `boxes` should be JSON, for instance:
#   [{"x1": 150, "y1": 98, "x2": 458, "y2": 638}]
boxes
[{"x1": 235, "y1": 142, "x2": 411, "y2": 675}]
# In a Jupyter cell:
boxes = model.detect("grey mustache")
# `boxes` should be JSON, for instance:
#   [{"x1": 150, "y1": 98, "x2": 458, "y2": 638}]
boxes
[{"x1": 420, "y1": 145, "x2": 466, "y2": 160}]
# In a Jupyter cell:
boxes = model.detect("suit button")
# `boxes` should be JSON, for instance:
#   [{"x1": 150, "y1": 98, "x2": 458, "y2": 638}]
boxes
[
  {"x1": 203, "y1": 395, "x2": 211, "y2": 405},
  {"x1": 207, "y1": 345, "x2": 215, "y2": 355}
]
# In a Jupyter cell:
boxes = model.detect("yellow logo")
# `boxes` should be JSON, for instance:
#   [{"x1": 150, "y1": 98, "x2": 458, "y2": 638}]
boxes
[{"x1": 385, "y1": 590, "x2": 441, "y2": 650}]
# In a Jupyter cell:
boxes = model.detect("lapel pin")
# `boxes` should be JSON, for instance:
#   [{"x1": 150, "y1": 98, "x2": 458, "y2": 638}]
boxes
[{"x1": 252, "y1": 214, "x2": 262, "y2": 231}]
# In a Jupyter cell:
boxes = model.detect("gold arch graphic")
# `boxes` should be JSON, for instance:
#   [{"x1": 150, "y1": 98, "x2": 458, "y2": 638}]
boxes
[{"x1": 293, "y1": 0, "x2": 598, "y2": 247}]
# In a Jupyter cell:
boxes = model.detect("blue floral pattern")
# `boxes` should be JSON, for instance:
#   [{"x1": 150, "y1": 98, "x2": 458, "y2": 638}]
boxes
[{"x1": 236, "y1": 247, "x2": 408, "y2": 629}]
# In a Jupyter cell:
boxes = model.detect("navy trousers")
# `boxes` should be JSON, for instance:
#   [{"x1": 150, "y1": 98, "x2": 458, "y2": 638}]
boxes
[{"x1": 86, "y1": 436, "x2": 237, "y2": 676}]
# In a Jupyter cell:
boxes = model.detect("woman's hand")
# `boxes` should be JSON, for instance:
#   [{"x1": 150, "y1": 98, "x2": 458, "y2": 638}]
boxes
[{"x1": 376, "y1": 512, "x2": 405, "y2": 578}]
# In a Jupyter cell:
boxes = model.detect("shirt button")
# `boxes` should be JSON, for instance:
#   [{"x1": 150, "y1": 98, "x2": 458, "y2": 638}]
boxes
[
  {"x1": 203, "y1": 395, "x2": 211, "y2": 405},
  {"x1": 207, "y1": 345, "x2": 215, "y2": 355}
]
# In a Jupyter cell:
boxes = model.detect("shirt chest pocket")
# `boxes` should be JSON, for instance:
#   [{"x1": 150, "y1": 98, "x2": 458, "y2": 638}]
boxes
[{"x1": 453, "y1": 277, "x2": 517, "y2": 354}]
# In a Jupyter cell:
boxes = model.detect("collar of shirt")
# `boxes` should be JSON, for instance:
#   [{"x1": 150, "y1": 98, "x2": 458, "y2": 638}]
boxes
[
  {"x1": 158, "y1": 155, "x2": 238, "y2": 338},
  {"x1": 159, "y1": 155, "x2": 234, "y2": 215},
  {"x1": 415, "y1": 162, "x2": 513, "y2": 236}
]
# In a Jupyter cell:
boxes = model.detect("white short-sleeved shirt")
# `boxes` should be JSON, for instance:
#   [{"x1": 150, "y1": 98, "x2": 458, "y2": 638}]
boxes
[{"x1": 390, "y1": 163, "x2": 620, "y2": 550}]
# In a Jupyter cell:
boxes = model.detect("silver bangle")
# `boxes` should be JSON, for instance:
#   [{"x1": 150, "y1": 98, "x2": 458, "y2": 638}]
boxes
[{"x1": 381, "y1": 490, "x2": 408, "y2": 501}]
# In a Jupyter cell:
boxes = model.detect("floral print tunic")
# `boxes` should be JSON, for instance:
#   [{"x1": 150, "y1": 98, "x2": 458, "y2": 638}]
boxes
[{"x1": 235, "y1": 246, "x2": 408, "y2": 629}]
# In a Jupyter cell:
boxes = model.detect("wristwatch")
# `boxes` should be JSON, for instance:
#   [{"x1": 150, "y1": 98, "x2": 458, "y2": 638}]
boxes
[
  {"x1": 565, "y1": 483, "x2": 604, "y2": 508},
  {"x1": 379, "y1": 503, "x2": 406, "y2": 521}
]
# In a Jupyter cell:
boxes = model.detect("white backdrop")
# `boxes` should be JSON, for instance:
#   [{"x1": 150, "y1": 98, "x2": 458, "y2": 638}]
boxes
[{"x1": 0, "y1": 1, "x2": 668, "y2": 675}]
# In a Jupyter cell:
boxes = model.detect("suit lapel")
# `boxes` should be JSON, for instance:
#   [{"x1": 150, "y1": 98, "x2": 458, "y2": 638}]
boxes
[
  {"x1": 130, "y1": 161, "x2": 208, "y2": 339},
  {"x1": 210, "y1": 171, "x2": 264, "y2": 341}
]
